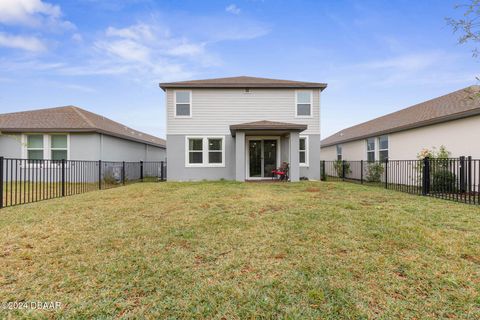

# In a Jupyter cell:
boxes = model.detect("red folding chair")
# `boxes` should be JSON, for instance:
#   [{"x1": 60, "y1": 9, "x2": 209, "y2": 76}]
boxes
[{"x1": 271, "y1": 162, "x2": 289, "y2": 181}]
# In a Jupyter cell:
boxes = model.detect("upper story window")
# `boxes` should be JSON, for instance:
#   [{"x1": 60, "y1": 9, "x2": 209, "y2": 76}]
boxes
[
  {"x1": 299, "y1": 136, "x2": 308, "y2": 166},
  {"x1": 336, "y1": 145, "x2": 342, "y2": 161},
  {"x1": 296, "y1": 91, "x2": 312, "y2": 117},
  {"x1": 27, "y1": 134, "x2": 44, "y2": 160},
  {"x1": 379, "y1": 135, "x2": 389, "y2": 161},
  {"x1": 367, "y1": 138, "x2": 376, "y2": 162},
  {"x1": 175, "y1": 91, "x2": 191, "y2": 117},
  {"x1": 186, "y1": 136, "x2": 225, "y2": 167}
]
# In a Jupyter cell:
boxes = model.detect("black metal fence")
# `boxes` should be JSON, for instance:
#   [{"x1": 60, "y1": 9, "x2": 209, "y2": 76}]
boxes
[
  {"x1": 0, "y1": 157, "x2": 167, "y2": 208},
  {"x1": 321, "y1": 157, "x2": 480, "y2": 205}
]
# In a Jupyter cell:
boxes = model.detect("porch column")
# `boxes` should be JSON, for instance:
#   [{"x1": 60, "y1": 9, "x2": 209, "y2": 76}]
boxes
[
  {"x1": 289, "y1": 132, "x2": 300, "y2": 182},
  {"x1": 235, "y1": 131, "x2": 245, "y2": 182}
]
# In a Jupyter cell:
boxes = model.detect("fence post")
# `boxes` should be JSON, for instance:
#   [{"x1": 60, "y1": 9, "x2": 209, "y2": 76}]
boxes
[
  {"x1": 422, "y1": 157, "x2": 430, "y2": 196},
  {"x1": 320, "y1": 160, "x2": 326, "y2": 181},
  {"x1": 140, "y1": 161, "x2": 144, "y2": 182},
  {"x1": 160, "y1": 161, "x2": 164, "y2": 181},
  {"x1": 122, "y1": 161, "x2": 126, "y2": 185},
  {"x1": 98, "y1": 160, "x2": 102, "y2": 190},
  {"x1": 467, "y1": 156, "x2": 472, "y2": 196},
  {"x1": 342, "y1": 160, "x2": 346, "y2": 181},
  {"x1": 360, "y1": 160, "x2": 363, "y2": 184},
  {"x1": 460, "y1": 156, "x2": 466, "y2": 193},
  {"x1": 0, "y1": 156, "x2": 3, "y2": 209},
  {"x1": 61, "y1": 159, "x2": 65, "y2": 197},
  {"x1": 384, "y1": 158, "x2": 388, "y2": 189}
]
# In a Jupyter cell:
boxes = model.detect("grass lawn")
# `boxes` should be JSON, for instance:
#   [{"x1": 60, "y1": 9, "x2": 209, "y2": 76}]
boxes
[{"x1": 0, "y1": 181, "x2": 479, "y2": 319}]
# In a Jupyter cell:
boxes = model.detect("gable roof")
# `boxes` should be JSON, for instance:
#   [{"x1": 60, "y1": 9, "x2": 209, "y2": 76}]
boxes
[
  {"x1": 0, "y1": 106, "x2": 166, "y2": 148},
  {"x1": 159, "y1": 76, "x2": 327, "y2": 90},
  {"x1": 321, "y1": 86, "x2": 480, "y2": 147}
]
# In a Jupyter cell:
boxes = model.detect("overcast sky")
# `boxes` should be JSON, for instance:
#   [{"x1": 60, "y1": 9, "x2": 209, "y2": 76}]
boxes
[{"x1": 0, "y1": 0, "x2": 478, "y2": 139}]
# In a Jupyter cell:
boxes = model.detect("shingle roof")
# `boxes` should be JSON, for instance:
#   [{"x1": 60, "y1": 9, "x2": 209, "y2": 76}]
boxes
[
  {"x1": 230, "y1": 120, "x2": 307, "y2": 136},
  {"x1": 321, "y1": 86, "x2": 480, "y2": 147},
  {"x1": 0, "y1": 106, "x2": 166, "y2": 148},
  {"x1": 159, "y1": 76, "x2": 327, "y2": 90}
]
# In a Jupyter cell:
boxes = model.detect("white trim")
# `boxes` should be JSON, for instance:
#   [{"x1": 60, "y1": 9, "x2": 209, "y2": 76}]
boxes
[
  {"x1": 185, "y1": 135, "x2": 225, "y2": 167},
  {"x1": 174, "y1": 90, "x2": 192, "y2": 118},
  {"x1": 378, "y1": 135, "x2": 389, "y2": 161},
  {"x1": 366, "y1": 137, "x2": 376, "y2": 162},
  {"x1": 21, "y1": 133, "x2": 70, "y2": 167},
  {"x1": 245, "y1": 136, "x2": 281, "y2": 180},
  {"x1": 295, "y1": 90, "x2": 313, "y2": 118},
  {"x1": 299, "y1": 135, "x2": 309, "y2": 167}
]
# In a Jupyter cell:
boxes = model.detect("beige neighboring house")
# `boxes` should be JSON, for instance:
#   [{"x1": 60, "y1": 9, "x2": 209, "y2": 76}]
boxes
[{"x1": 321, "y1": 86, "x2": 480, "y2": 161}]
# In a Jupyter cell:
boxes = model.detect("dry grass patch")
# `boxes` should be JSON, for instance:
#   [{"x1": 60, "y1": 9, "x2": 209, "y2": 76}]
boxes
[{"x1": 0, "y1": 181, "x2": 479, "y2": 319}]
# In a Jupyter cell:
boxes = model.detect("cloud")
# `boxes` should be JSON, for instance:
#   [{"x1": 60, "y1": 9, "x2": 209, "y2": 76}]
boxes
[
  {"x1": 0, "y1": 0, "x2": 74, "y2": 29},
  {"x1": 0, "y1": 32, "x2": 46, "y2": 52},
  {"x1": 226, "y1": 4, "x2": 241, "y2": 15}
]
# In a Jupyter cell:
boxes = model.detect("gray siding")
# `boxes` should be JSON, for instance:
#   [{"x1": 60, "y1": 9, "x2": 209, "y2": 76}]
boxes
[
  {"x1": 1, "y1": 132, "x2": 165, "y2": 162},
  {"x1": 166, "y1": 88, "x2": 321, "y2": 135},
  {"x1": 300, "y1": 134, "x2": 321, "y2": 180},
  {"x1": 0, "y1": 134, "x2": 22, "y2": 158},
  {"x1": 167, "y1": 134, "x2": 235, "y2": 181}
]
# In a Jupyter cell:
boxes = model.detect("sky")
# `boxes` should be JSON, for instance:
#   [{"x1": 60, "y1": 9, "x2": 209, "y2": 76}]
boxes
[{"x1": 0, "y1": 0, "x2": 478, "y2": 139}]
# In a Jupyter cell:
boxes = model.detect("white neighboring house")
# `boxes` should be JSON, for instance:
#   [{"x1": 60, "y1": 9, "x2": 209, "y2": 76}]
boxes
[
  {"x1": 321, "y1": 86, "x2": 480, "y2": 161},
  {"x1": 0, "y1": 106, "x2": 166, "y2": 161},
  {"x1": 159, "y1": 76, "x2": 327, "y2": 181}
]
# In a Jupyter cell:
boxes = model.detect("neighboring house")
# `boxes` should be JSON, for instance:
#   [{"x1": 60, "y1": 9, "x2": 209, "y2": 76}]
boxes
[
  {"x1": 159, "y1": 76, "x2": 327, "y2": 181},
  {"x1": 0, "y1": 106, "x2": 166, "y2": 161},
  {"x1": 321, "y1": 86, "x2": 480, "y2": 161}
]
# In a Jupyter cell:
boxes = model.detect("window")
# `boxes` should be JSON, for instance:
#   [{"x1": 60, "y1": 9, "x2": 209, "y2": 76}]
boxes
[
  {"x1": 188, "y1": 138, "x2": 203, "y2": 164},
  {"x1": 27, "y1": 134, "x2": 44, "y2": 161},
  {"x1": 336, "y1": 145, "x2": 342, "y2": 161},
  {"x1": 208, "y1": 138, "x2": 223, "y2": 164},
  {"x1": 175, "y1": 91, "x2": 191, "y2": 117},
  {"x1": 296, "y1": 91, "x2": 312, "y2": 117},
  {"x1": 367, "y1": 138, "x2": 376, "y2": 162},
  {"x1": 379, "y1": 135, "x2": 389, "y2": 161},
  {"x1": 51, "y1": 135, "x2": 68, "y2": 160},
  {"x1": 299, "y1": 136, "x2": 308, "y2": 166},
  {"x1": 186, "y1": 136, "x2": 225, "y2": 167}
]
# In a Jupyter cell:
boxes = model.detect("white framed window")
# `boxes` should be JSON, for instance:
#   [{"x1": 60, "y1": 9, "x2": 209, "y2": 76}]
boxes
[
  {"x1": 336, "y1": 145, "x2": 342, "y2": 161},
  {"x1": 295, "y1": 90, "x2": 312, "y2": 117},
  {"x1": 26, "y1": 134, "x2": 44, "y2": 161},
  {"x1": 185, "y1": 136, "x2": 225, "y2": 167},
  {"x1": 175, "y1": 90, "x2": 192, "y2": 117},
  {"x1": 23, "y1": 134, "x2": 70, "y2": 163},
  {"x1": 51, "y1": 134, "x2": 68, "y2": 161},
  {"x1": 367, "y1": 138, "x2": 376, "y2": 162},
  {"x1": 379, "y1": 135, "x2": 389, "y2": 161},
  {"x1": 299, "y1": 136, "x2": 309, "y2": 166}
]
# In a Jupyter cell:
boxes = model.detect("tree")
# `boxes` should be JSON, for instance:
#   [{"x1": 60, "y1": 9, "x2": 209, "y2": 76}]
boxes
[{"x1": 446, "y1": 0, "x2": 480, "y2": 58}]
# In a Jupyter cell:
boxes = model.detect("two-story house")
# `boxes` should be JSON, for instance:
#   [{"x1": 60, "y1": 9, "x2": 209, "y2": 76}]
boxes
[{"x1": 159, "y1": 76, "x2": 327, "y2": 181}]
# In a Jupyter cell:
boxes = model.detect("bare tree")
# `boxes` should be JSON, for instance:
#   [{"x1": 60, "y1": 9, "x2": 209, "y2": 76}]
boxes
[
  {"x1": 447, "y1": 0, "x2": 480, "y2": 87},
  {"x1": 447, "y1": 0, "x2": 480, "y2": 57}
]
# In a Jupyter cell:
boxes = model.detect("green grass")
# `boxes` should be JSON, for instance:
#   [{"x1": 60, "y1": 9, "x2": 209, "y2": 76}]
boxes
[{"x1": 0, "y1": 181, "x2": 479, "y2": 319}]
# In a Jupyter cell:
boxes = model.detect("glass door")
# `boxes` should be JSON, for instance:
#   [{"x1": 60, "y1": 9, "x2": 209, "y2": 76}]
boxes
[
  {"x1": 249, "y1": 140, "x2": 262, "y2": 177},
  {"x1": 263, "y1": 140, "x2": 277, "y2": 178},
  {"x1": 248, "y1": 139, "x2": 278, "y2": 179}
]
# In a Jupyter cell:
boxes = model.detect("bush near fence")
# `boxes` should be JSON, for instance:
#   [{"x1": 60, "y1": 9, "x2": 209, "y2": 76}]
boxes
[
  {"x1": 0, "y1": 157, "x2": 167, "y2": 208},
  {"x1": 321, "y1": 156, "x2": 480, "y2": 205}
]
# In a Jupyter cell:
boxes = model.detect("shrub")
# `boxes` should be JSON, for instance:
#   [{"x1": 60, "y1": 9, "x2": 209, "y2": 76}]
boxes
[
  {"x1": 431, "y1": 169, "x2": 457, "y2": 193},
  {"x1": 333, "y1": 160, "x2": 351, "y2": 178},
  {"x1": 366, "y1": 162, "x2": 384, "y2": 182}
]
